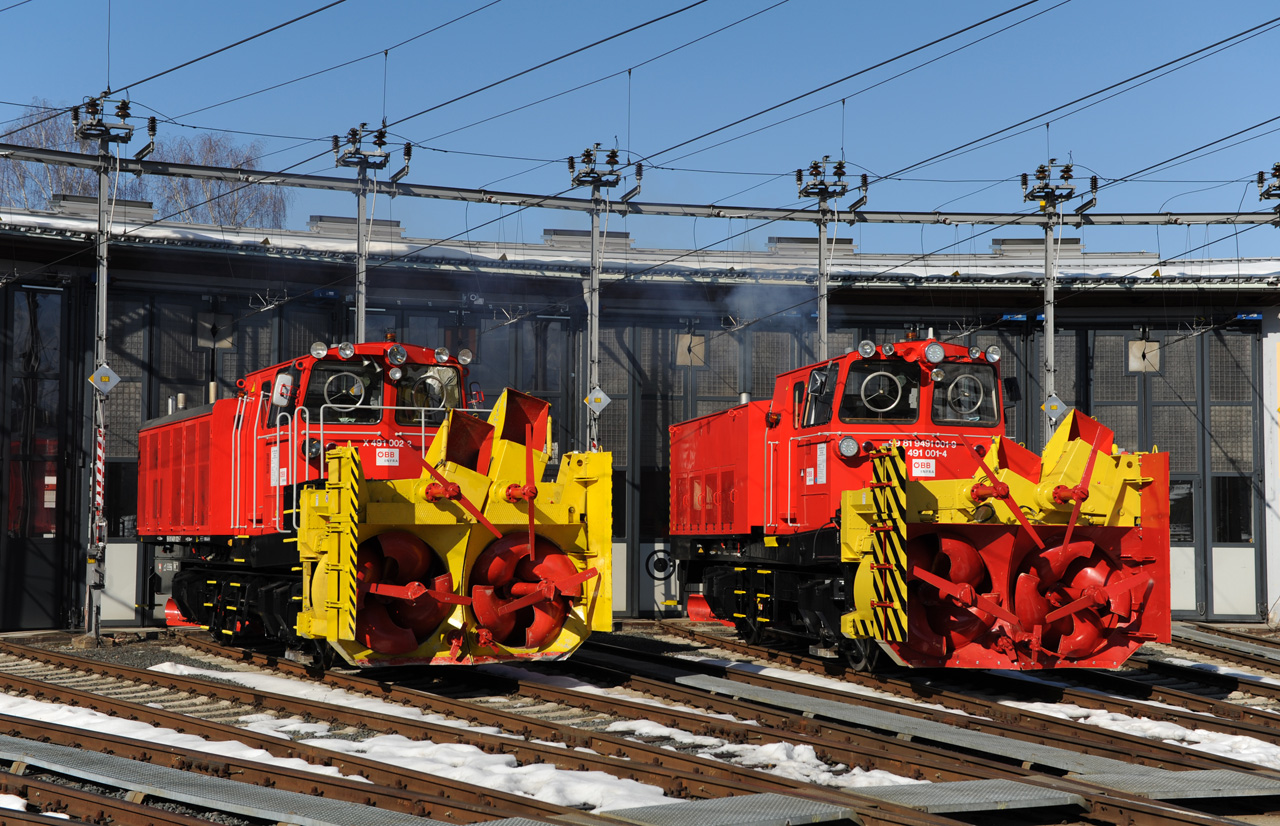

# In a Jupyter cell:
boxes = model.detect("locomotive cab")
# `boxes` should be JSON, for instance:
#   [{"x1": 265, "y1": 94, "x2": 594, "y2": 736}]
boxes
[{"x1": 671, "y1": 335, "x2": 1171, "y2": 671}]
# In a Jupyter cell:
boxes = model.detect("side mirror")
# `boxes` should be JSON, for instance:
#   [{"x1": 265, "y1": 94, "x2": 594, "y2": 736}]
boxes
[
  {"x1": 807, "y1": 369, "x2": 827, "y2": 395},
  {"x1": 272, "y1": 374, "x2": 294, "y2": 407}
]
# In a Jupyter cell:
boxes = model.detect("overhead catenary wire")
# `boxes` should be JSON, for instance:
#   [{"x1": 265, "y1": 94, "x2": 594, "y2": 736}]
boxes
[
  {"x1": 0, "y1": 1, "x2": 350, "y2": 142},
  {"x1": 170, "y1": 0, "x2": 506, "y2": 121},
  {"x1": 639, "y1": 0, "x2": 1047, "y2": 166}
]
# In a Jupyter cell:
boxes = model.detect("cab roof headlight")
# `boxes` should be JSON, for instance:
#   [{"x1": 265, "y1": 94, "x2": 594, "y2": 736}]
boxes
[
  {"x1": 985, "y1": 344, "x2": 1002, "y2": 363},
  {"x1": 924, "y1": 342, "x2": 945, "y2": 364},
  {"x1": 930, "y1": 368, "x2": 945, "y2": 381},
  {"x1": 968, "y1": 346, "x2": 982, "y2": 360},
  {"x1": 309, "y1": 341, "x2": 329, "y2": 359},
  {"x1": 387, "y1": 366, "x2": 403, "y2": 381},
  {"x1": 837, "y1": 436, "x2": 859, "y2": 458},
  {"x1": 386, "y1": 344, "x2": 407, "y2": 365},
  {"x1": 457, "y1": 348, "x2": 474, "y2": 365},
  {"x1": 858, "y1": 340, "x2": 877, "y2": 358},
  {"x1": 434, "y1": 346, "x2": 450, "y2": 362},
  {"x1": 881, "y1": 343, "x2": 895, "y2": 356},
  {"x1": 337, "y1": 341, "x2": 355, "y2": 360}
]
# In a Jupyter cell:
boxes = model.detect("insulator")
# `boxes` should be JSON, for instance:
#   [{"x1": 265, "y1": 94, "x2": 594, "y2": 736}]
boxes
[
  {"x1": 861, "y1": 173, "x2": 868, "y2": 190},
  {"x1": 403, "y1": 142, "x2": 412, "y2": 162},
  {"x1": 1273, "y1": 162, "x2": 1280, "y2": 180},
  {"x1": 70, "y1": 106, "x2": 80, "y2": 125},
  {"x1": 1261, "y1": 171, "x2": 1268, "y2": 187},
  {"x1": 1090, "y1": 175, "x2": 1098, "y2": 194},
  {"x1": 147, "y1": 116, "x2": 157, "y2": 138},
  {"x1": 796, "y1": 169, "x2": 804, "y2": 185},
  {"x1": 332, "y1": 135, "x2": 340, "y2": 153},
  {"x1": 347, "y1": 127, "x2": 360, "y2": 146},
  {"x1": 582, "y1": 148, "x2": 594, "y2": 165},
  {"x1": 606, "y1": 148, "x2": 619, "y2": 167},
  {"x1": 1060, "y1": 163, "x2": 1073, "y2": 182},
  {"x1": 373, "y1": 128, "x2": 387, "y2": 149},
  {"x1": 635, "y1": 161, "x2": 643, "y2": 181},
  {"x1": 115, "y1": 99, "x2": 130, "y2": 120},
  {"x1": 1021, "y1": 172, "x2": 1029, "y2": 190},
  {"x1": 85, "y1": 99, "x2": 100, "y2": 117},
  {"x1": 1035, "y1": 164, "x2": 1049, "y2": 182},
  {"x1": 809, "y1": 160, "x2": 822, "y2": 178},
  {"x1": 568, "y1": 156, "x2": 576, "y2": 174},
  {"x1": 833, "y1": 160, "x2": 846, "y2": 179}
]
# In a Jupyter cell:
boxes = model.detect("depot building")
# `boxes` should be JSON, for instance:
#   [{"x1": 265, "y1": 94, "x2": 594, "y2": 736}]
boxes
[{"x1": 1, "y1": 197, "x2": 1277, "y2": 630}]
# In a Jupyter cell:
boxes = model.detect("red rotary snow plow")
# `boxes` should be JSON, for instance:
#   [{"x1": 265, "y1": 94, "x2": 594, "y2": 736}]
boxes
[{"x1": 843, "y1": 411, "x2": 1170, "y2": 669}]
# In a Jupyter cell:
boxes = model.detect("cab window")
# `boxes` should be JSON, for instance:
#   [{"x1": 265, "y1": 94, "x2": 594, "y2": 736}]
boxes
[
  {"x1": 801, "y1": 362, "x2": 837, "y2": 428},
  {"x1": 395, "y1": 364, "x2": 463, "y2": 426},
  {"x1": 931, "y1": 362, "x2": 999, "y2": 426},
  {"x1": 304, "y1": 360, "x2": 383, "y2": 424},
  {"x1": 839, "y1": 359, "x2": 920, "y2": 423}
]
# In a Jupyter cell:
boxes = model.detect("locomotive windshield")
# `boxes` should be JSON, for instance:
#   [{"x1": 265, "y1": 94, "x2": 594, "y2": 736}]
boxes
[
  {"x1": 930, "y1": 362, "x2": 999, "y2": 426},
  {"x1": 838, "y1": 359, "x2": 920, "y2": 423},
  {"x1": 395, "y1": 364, "x2": 463, "y2": 426},
  {"x1": 303, "y1": 360, "x2": 384, "y2": 424}
]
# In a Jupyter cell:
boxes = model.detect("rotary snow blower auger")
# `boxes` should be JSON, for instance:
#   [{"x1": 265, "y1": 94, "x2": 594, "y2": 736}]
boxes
[
  {"x1": 295, "y1": 389, "x2": 612, "y2": 666},
  {"x1": 841, "y1": 410, "x2": 1170, "y2": 669}
]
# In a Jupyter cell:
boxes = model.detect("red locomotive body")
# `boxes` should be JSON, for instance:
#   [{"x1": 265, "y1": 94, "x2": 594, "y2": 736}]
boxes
[
  {"x1": 139, "y1": 342, "x2": 465, "y2": 540},
  {"x1": 671, "y1": 336, "x2": 1171, "y2": 670},
  {"x1": 137, "y1": 341, "x2": 613, "y2": 667}
]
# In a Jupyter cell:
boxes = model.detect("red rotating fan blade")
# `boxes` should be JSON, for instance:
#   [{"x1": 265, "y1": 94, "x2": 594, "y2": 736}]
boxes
[
  {"x1": 355, "y1": 546, "x2": 385, "y2": 609},
  {"x1": 525, "y1": 598, "x2": 568, "y2": 649},
  {"x1": 1014, "y1": 572, "x2": 1051, "y2": 630},
  {"x1": 959, "y1": 432, "x2": 1046, "y2": 551},
  {"x1": 376, "y1": 531, "x2": 433, "y2": 583},
  {"x1": 357, "y1": 599, "x2": 419, "y2": 655},
  {"x1": 1035, "y1": 541, "x2": 1096, "y2": 583},
  {"x1": 938, "y1": 536, "x2": 985, "y2": 587},
  {"x1": 1057, "y1": 611, "x2": 1106, "y2": 659},
  {"x1": 907, "y1": 597, "x2": 949, "y2": 658},
  {"x1": 911, "y1": 565, "x2": 1018, "y2": 626},
  {"x1": 472, "y1": 585, "x2": 518, "y2": 645}
]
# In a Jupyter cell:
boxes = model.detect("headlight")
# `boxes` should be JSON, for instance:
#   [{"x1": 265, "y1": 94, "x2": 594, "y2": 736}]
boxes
[
  {"x1": 837, "y1": 436, "x2": 859, "y2": 457},
  {"x1": 881, "y1": 343, "x2": 895, "y2": 356},
  {"x1": 386, "y1": 344, "x2": 407, "y2": 365},
  {"x1": 985, "y1": 344, "x2": 1002, "y2": 363},
  {"x1": 931, "y1": 368, "x2": 945, "y2": 381},
  {"x1": 924, "y1": 342, "x2": 945, "y2": 364},
  {"x1": 337, "y1": 341, "x2": 355, "y2": 360},
  {"x1": 304, "y1": 438, "x2": 323, "y2": 459},
  {"x1": 387, "y1": 366, "x2": 403, "y2": 381},
  {"x1": 858, "y1": 340, "x2": 876, "y2": 358},
  {"x1": 310, "y1": 341, "x2": 329, "y2": 359},
  {"x1": 457, "y1": 348, "x2": 474, "y2": 365},
  {"x1": 968, "y1": 346, "x2": 982, "y2": 360},
  {"x1": 434, "y1": 346, "x2": 450, "y2": 362}
]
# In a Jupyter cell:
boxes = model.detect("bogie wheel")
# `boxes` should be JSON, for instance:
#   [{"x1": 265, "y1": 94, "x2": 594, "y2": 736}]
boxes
[
  {"x1": 734, "y1": 616, "x2": 766, "y2": 646},
  {"x1": 842, "y1": 638, "x2": 882, "y2": 673}
]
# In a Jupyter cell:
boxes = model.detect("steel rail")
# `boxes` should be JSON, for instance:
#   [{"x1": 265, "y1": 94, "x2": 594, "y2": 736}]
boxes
[
  {"x1": 0, "y1": 710, "x2": 547, "y2": 823},
  {"x1": 0, "y1": 770, "x2": 216, "y2": 826},
  {"x1": 178, "y1": 637, "x2": 1240, "y2": 826},
  {"x1": 180, "y1": 635, "x2": 1020, "y2": 784},
  {"x1": 1136, "y1": 655, "x2": 1280, "y2": 703},
  {"x1": 641, "y1": 623, "x2": 1279, "y2": 775},
  {"x1": 916, "y1": 666, "x2": 1280, "y2": 749},
  {"x1": 0, "y1": 640, "x2": 779, "y2": 802}
]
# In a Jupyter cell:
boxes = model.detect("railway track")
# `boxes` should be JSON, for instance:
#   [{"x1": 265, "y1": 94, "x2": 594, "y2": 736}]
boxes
[{"x1": 5, "y1": 626, "x2": 1280, "y2": 825}]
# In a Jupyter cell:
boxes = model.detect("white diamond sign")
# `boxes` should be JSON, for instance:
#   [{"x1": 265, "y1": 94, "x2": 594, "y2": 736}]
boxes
[
  {"x1": 584, "y1": 386, "x2": 611, "y2": 414},
  {"x1": 89, "y1": 364, "x2": 121, "y2": 395}
]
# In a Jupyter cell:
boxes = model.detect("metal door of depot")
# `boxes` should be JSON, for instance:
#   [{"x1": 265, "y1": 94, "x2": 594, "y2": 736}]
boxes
[
  {"x1": 1091, "y1": 328, "x2": 1263, "y2": 621},
  {"x1": 0, "y1": 286, "x2": 74, "y2": 630}
]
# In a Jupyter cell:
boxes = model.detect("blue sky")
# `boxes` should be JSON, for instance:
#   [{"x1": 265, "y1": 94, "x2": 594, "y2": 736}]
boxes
[{"x1": 3, "y1": 0, "x2": 1278, "y2": 259}]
